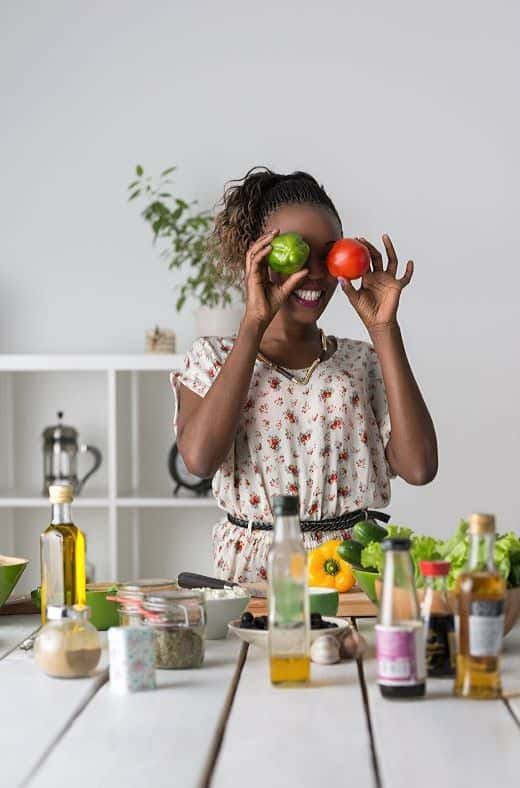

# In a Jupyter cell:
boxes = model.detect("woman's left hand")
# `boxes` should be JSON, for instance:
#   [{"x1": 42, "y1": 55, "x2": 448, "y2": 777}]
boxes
[{"x1": 339, "y1": 234, "x2": 413, "y2": 330}]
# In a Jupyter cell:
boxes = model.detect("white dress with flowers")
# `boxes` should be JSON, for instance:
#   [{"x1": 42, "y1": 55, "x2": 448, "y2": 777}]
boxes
[{"x1": 170, "y1": 335, "x2": 393, "y2": 583}]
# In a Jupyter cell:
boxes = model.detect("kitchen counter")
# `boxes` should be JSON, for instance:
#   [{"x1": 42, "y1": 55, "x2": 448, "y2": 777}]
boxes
[{"x1": 1, "y1": 615, "x2": 519, "y2": 787}]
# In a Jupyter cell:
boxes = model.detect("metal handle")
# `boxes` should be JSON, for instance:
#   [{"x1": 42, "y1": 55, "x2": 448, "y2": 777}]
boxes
[{"x1": 77, "y1": 443, "x2": 102, "y2": 494}]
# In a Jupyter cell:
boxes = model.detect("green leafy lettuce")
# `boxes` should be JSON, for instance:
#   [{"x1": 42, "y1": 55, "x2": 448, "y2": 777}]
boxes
[{"x1": 360, "y1": 520, "x2": 520, "y2": 590}]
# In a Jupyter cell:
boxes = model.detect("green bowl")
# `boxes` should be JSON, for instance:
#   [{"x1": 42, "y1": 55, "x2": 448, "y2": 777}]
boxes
[
  {"x1": 0, "y1": 555, "x2": 29, "y2": 608},
  {"x1": 309, "y1": 587, "x2": 339, "y2": 616},
  {"x1": 352, "y1": 568, "x2": 380, "y2": 604},
  {"x1": 31, "y1": 583, "x2": 119, "y2": 630}
]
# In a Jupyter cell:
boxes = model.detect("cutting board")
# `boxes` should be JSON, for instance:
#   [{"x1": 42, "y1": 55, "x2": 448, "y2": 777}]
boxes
[{"x1": 246, "y1": 587, "x2": 377, "y2": 618}]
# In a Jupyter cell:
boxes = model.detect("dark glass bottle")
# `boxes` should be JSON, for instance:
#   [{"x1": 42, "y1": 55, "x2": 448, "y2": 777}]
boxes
[{"x1": 419, "y1": 560, "x2": 456, "y2": 678}]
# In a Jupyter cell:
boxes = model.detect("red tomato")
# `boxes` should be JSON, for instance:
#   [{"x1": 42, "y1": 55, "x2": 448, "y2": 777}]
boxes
[{"x1": 326, "y1": 238, "x2": 370, "y2": 280}]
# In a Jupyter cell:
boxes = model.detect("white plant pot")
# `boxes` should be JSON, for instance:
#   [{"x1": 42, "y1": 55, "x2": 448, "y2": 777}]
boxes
[{"x1": 195, "y1": 306, "x2": 243, "y2": 338}]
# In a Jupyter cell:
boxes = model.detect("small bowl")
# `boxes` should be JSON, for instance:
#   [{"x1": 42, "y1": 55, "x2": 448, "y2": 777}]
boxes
[
  {"x1": 205, "y1": 594, "x2": 251, "y2": 639},
  {"x1": 352, "y1": 568, "x2": 379, "y2": 603},
  {"x1": 0, "y1": 555, "x2": 29, "y2": 609},
  {"x1": 309, "y1": 587, "x2": 339, "y2": 617},
  {"x1": 228, "y1": 616, "x2": 350, "y2": 650}
]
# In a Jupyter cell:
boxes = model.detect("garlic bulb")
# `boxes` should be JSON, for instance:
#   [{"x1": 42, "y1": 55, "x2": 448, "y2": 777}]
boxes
[
  {"x1": 310, "y1": 635, "x2": 341, "y2": 665},
  {"x1": 340, "y1": 630, "x2": 367, "y2": 660}
]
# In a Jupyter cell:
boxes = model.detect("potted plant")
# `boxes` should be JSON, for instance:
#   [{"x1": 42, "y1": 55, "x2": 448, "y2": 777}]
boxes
[{"x1": 129, "y1": 165, "x2": 243, "y2": 337}]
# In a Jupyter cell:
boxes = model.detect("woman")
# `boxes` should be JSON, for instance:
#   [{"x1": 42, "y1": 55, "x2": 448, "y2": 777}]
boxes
[{"x1": 171, "y1": 168, "x2": 437, "y2": 582}]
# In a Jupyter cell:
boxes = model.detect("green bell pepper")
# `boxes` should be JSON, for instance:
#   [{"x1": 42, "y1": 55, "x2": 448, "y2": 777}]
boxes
[{"x1": 267, "y1": 232, "x2": 310, "y2": 274}]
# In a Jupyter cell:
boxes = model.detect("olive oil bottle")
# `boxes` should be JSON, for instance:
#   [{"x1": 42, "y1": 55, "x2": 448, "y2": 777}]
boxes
[
  {"x1": 454, "y1": 513, "x2": 505, "y2": 699},
  {"x1": 268, "y1": 495, "x2": 310, "y2": 685},
  {"x1": 40, "y1": 484, "x2": 86, "y2": 623}
]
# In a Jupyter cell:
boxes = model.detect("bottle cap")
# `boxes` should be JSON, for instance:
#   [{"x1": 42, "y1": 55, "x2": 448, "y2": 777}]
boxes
[
  {"x1": 419, "y1": 560, "x2": 450, "y2": 576},
  {"x1": 382, "y1": 537, "x2": 411, "y2": 552},
  {"x1": 468, "y1": 513, "x2": 495, "y2": 535},
  {"x1": 49, "y1": 484, "x2": 74, "y2": 504},
  {"x1": 272, "y1": 494, "x2": 299, "y2": 516}
]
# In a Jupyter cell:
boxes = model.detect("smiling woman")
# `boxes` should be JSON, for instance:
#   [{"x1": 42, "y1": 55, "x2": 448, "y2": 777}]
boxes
[{"x1": 170, "y1": 167, "x2": 438, "y2": 583}]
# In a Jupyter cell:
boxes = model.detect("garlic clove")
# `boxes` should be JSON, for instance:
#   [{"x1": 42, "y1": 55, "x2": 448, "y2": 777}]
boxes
[
  {"x1": 339, "y1": 630, "x2": 367, "y2": 660},
  {"x1": 310, "y1": 634, "x2": 341, "y2": 665}
]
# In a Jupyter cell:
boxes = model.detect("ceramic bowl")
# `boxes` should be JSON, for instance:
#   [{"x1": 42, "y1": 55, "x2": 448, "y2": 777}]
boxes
[
  {"x1": 205, "y1": 594, "x2": 251, "y2": 639},
  {"x1": 0, "y1": 555, "x2": 29, "y2": 608},
  {"x1": 228, "y1": 616, "x2": 350, "y2": 650},
  {"x1": 352, "y1": 568, "x2": 379, "y2": 604},
  {"x1": 309, "y1": 587, "x2": 339, "y2": 617},
  {"x1": 31, "y1": 583, "x2": 119, "y2": 630}
]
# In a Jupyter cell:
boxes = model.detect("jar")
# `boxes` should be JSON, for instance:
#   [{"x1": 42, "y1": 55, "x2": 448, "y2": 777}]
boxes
[
  {"x1": 141, "y1": 590, "x2": 206, "y2": 669},
  {"x1": 115, "y1": 578, "x2": 177, "y2": 626},
  {"x1": 34, "y1": 605, "x2": 102, "y2": 678}
]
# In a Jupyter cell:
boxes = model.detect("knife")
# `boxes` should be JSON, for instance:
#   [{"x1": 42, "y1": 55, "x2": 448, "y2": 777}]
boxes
[{"x1": 177, "y1": 572, "x2": 267, "y2": 598}]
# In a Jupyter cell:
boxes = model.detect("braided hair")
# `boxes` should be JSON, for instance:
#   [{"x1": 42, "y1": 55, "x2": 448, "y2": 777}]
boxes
[{"x1": 212, "y1": 166, "x2": 342, "y2": 284}]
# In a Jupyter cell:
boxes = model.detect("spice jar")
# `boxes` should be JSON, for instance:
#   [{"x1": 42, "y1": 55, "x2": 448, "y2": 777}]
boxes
[
  {"x1": 141, "y1": 590, "x2": 206, "y2": 669},
  {"x1": 115, "y1": 578, "x2": 177, "y2": 626},
  {"x1": 34, "y1": 605, "x2": 102, "y2": 678}
]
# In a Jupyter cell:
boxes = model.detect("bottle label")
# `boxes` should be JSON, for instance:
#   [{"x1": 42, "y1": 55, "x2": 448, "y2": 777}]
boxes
[
  {"x1": 469, "y1": 599, "x2": 504, "y2": 657},
  {"x1": 375, "y1": 624, "x2": 426, "y2": 686}
]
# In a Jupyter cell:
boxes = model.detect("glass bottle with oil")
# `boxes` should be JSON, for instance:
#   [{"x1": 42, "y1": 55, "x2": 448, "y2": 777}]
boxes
[
  {"x1": 40, "y1": 484, "x2": 86, "y2": 623},
  {"x1": 268, "y1": 494, "x2": 310, "y2": 685},
  {"x1": 454, "y1": 513, "x2": 505, "y2": 699}
]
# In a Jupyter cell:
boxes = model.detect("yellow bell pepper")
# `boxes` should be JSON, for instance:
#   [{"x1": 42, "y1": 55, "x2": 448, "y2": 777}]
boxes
[{"x1": 308, "y1": 539, "x2": 356, "y2": 593}]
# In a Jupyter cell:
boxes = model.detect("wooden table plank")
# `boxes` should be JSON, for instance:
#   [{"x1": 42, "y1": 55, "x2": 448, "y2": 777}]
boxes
[
  {"x1": 359, "y1": 620, "x2": 520, "y2": 788},
  {"x1": 501, "y1": 625, "x2": 520, "y2": 724},
  {"x1": 212, "y1": 629, "x2": 375, "y2": 788},
  {"x1": 0, "y1": 614, "x2": 39, "y2": 659},
  {"x1": 0, "y1": 638, "x2": 107, "y2": 787},
  {"x1": 31, "y1": 638, "x2": 243, "y2": 788}
]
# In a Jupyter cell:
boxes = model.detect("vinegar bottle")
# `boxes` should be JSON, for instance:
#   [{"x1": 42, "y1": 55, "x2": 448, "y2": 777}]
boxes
[
  {"x1": 454, "y1": 513, "x2": 505, "y2": 699},
  {"x1": 40, "y1": 484, "x2": 86, "y2": 624},
  {"x1": 376, "y1": 537, "x2": 426, "y2": 698},
  {"x1": 268, "y1": 494, "x2": 310, "y2": 685}
]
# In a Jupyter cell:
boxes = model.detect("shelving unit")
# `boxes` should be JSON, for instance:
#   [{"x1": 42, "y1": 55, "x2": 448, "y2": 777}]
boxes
[{"x1": 0, "y1": 355, "x2": 219, "y2": 592}]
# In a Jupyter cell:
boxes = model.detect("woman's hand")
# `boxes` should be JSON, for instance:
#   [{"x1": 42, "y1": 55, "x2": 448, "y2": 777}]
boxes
[
  {"x1": 242, "y1": 229, "x2": 309, "y2": 333},
  {"x1": 340, "y1": 234, "x2": 413, "y2": 330}
]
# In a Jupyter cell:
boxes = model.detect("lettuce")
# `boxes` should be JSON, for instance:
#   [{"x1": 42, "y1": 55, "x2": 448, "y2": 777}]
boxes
[{"x1": 358, "y1": 519, "x2": 520, "y2": 590}]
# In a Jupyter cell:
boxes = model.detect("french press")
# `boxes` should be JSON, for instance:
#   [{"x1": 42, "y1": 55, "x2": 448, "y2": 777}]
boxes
[{"x1": 42, "y1": 411, "x2": 102, "y2": 496}]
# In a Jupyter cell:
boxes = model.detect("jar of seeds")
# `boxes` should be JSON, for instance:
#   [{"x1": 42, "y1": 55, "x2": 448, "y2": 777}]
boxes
[
  {"x1": 141, "y1": 590, "x2": 206, "y2": 669},
  {"x1": 115, "y1": 579, "x2": 177, "y2": 626}
]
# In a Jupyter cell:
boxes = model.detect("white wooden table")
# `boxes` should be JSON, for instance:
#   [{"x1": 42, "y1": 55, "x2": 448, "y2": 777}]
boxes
[{"x1": 2, "y1": 615, "x2": 519, "y2": 788}]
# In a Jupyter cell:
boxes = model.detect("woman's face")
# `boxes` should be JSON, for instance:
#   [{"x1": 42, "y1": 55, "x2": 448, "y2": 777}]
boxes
[{"x1": 263, "y1": 203, "x2": 341, "y2": 324}]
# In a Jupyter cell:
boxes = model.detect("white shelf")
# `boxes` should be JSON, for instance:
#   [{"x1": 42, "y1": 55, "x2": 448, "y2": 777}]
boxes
[
  {"x1": 116, "y1": 496, "x2": 218, "y2": 509},
  {"x1": 0, "y1": 354, "x2": 184, "y2": 371},
  {"x1": 0, "y1": 493, "x2": 109, "y2": 508}
]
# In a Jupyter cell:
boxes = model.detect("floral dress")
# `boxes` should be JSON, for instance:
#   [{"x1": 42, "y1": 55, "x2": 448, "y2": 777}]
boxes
[{"x1": 170, "y1": 335, "x2": 393, "y2": 583}]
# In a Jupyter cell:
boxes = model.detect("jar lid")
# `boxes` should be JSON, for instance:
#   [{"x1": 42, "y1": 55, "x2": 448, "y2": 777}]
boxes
[
  {"x1": 419, "y1": 560, "x2": 450, "y2": 576},
  {"x1": 115, "y1": 579, "x2": 177, "y2": 605},
  {"x1": 47, "y1": 604, "x2": 91, "y2": 621},
  {"x1": 142, "y1": 590, "x2": 204, "y2": 614},
  {"x1": 468, "y1": 513, "x2": 495, "y2": 535},
  {"x1": 382, "y1": 537, "x2": 411, "y2": 552}
]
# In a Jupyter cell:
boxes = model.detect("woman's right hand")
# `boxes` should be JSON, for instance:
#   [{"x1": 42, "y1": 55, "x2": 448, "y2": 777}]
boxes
[{"x1": 242, "y1": 230, "x2": 309, "y2": 334}]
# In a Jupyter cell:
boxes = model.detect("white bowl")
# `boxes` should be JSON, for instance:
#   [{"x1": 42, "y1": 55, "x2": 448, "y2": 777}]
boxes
[
  {"x1": 228, "y1": 616, "x2": 350, "y2": 650},
  {"x1": 205, "y1": 595, "x2": 251, "y2": 639}
]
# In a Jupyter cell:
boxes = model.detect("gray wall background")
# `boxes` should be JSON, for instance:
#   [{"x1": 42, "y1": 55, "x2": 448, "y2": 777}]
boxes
[{"x1": 1, "y1": 0, "x2": 518, "y2": 537}]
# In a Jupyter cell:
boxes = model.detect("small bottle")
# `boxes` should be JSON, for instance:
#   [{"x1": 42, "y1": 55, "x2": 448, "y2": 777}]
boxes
[
  {"x1": 419, "y1": 560, "x2": 456, "y2": 678},
  {"x1": 40, "y1": 484, "x2": 86, "y2": 624},
  {"x1": 454, "y1": 513, "x2": 505, "y2": 699},
  {"x1": 376, "y1": 537, "x2": 426, "y2": 698},
  {"x1": 34, "y1": 605, "x2": 101, "y2": 678},
  {"x1": 268, "y1": 494, "x2": 310, "y2": 685}
]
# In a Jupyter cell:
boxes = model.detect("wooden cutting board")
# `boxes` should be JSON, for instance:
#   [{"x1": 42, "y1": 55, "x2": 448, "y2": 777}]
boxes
[{"x1": 246, "y1": 588, "x2": 377, "y2": 618}]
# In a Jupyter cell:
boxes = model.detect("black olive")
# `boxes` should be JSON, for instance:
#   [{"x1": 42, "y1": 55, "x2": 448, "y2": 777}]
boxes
[{"x1": 240, "y1": 612, "x2": 254, "y2": 628}]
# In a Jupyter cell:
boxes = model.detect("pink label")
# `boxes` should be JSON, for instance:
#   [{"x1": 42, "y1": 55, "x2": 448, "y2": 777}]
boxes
[{"x1": 375, "y1": 624, "x2": 425, "y2": 686}]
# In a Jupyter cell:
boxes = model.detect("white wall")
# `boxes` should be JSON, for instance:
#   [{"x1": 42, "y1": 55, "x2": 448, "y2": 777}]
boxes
[{"x1": 1, "y1": 0, "x2": 519, "y2": 539}]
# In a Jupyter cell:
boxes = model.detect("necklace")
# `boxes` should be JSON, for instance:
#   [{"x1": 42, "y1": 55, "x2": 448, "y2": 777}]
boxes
[{"x1": 257, "y1": 330, "x2": 329, "y2": 386}]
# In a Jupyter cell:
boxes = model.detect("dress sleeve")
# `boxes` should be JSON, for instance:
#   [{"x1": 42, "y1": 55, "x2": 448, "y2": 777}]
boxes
[
  {"x1": 170, "y1": 337, "x2": 223, "y2": 428},
  {"x1": 366, "y1": 346, "x2": 395, "y2": 476}
]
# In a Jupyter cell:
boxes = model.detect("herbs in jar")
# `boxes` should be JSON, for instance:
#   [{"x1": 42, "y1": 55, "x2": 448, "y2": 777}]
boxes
[{"x1": 141, "y1": 590, "x2": 206, "y2": 669}]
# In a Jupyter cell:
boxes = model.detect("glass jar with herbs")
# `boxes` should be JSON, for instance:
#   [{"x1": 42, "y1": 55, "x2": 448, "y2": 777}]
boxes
[{"x1": 141, "y1": 590, "x2": 206, "y2": 669}]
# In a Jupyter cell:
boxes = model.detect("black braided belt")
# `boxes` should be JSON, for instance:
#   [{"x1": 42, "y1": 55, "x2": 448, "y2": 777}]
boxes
[{"x1": 227, "y1": 509, "x2": 390, "y2": 533}]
